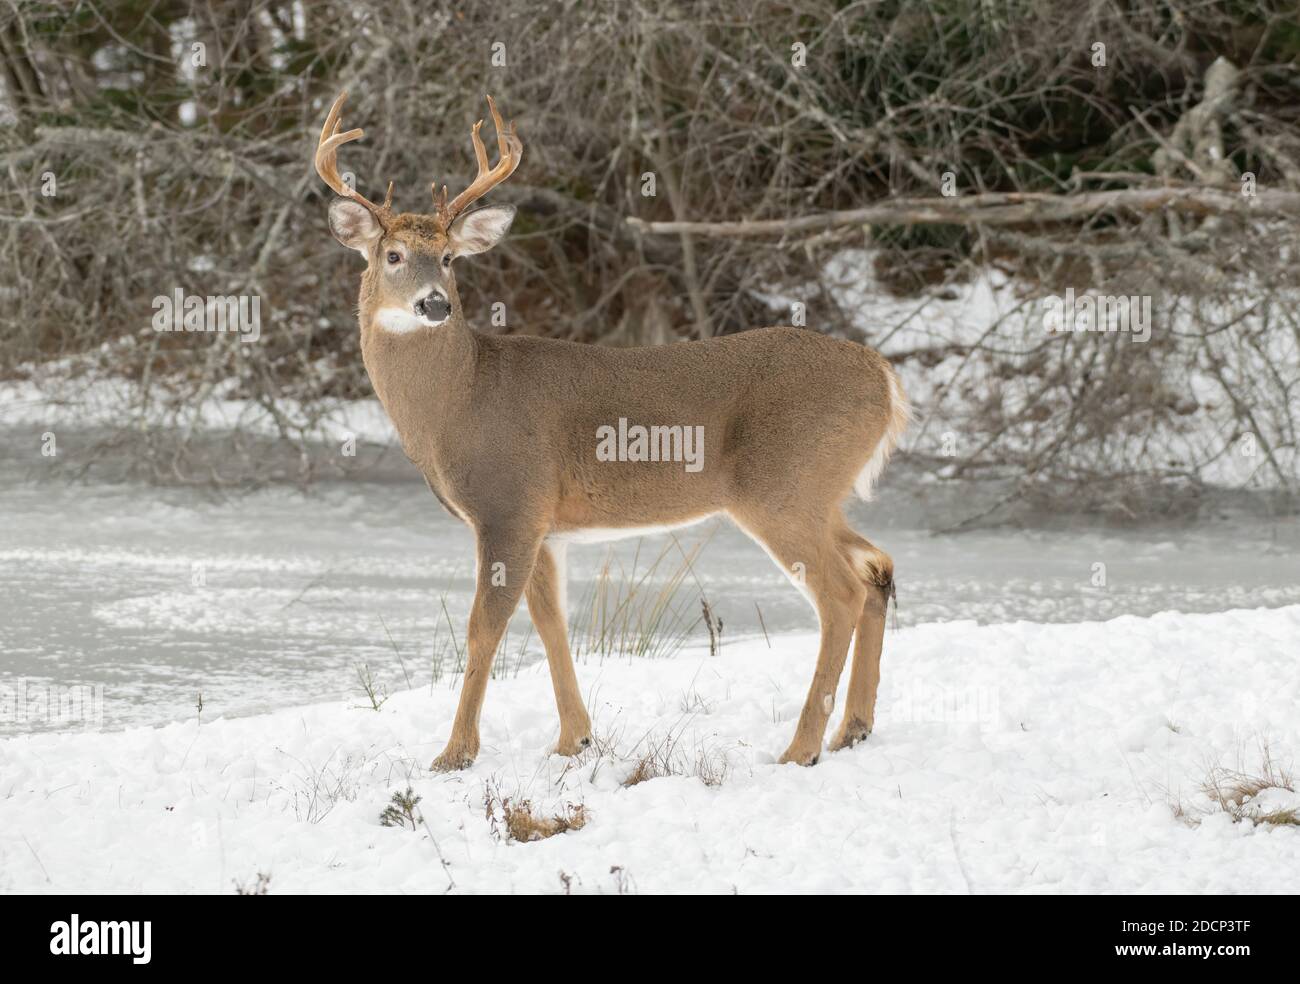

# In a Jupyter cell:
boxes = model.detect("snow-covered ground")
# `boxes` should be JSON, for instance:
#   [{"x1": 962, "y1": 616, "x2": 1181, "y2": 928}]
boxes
[{"x1": 3, "y1": 605, "x2": 1297, "y2": 894}]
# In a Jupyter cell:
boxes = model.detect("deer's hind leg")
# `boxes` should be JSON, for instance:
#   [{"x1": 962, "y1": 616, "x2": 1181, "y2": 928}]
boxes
[
  {"x1": 830, "y1": 528, "x2": 893, "y2": 752},
  {"x1": 525, "y1": 540, "x2": 593, "y2": 756},
  {"x1": 730, "y1": 507, "x2": 867, "y2": 766}
]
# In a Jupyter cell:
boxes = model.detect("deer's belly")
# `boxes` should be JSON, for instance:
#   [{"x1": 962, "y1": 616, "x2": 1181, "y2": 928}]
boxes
[{"x1": 547, "y1": 513, "x2": 719, "y2": 545}]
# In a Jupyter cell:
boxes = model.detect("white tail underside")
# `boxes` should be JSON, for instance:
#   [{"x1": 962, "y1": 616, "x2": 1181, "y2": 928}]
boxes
[{"x1": 853, "y1": 368, "x2": 910, "y2": 502}]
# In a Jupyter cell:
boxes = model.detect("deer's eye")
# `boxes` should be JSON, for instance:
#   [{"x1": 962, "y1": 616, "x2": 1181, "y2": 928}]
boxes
[
  {"x1": 442, "y1": 254, "x2": 452, "y2": 268},
  {"x1": 386, "y1": 251, "x2": 401, "y2": 265}
]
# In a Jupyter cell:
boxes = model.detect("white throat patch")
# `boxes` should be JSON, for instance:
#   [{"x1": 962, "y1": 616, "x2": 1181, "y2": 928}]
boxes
[{"x1": 374, "y1": 307, "x2": 446, "y2": 334}]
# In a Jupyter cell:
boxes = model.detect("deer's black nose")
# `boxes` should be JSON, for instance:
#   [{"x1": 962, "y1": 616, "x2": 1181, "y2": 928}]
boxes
[{"x1": 414, "y1": 293, "x2": 450, "y2": 322}]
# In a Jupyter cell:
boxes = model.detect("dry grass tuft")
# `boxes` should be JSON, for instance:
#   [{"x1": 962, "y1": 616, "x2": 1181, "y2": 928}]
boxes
[
  {"x1": 621, "y1": 728, "x2": 729, "y2": 788},
  {"x1": 571, "y1": 535, "x2": 712, "y2": 663},
  {"x1": 622, "y1": 754, "x2": 664, "y2": 788},
  {"x1": 1175, "y1": 740, "x2": 1299, "y2": 828},
  {"x1": 1200, "y1": 745, "x2": 1298, "y2": 827},
  {"x1": 693, "y1": 747, "x2": 730, "y2": 788},
  {"x1": 484, "y1": 781, "x2": 588, "y2": 843},
  {"x1": 506, "y1": 802, "x2": 589, "y2": 842}
]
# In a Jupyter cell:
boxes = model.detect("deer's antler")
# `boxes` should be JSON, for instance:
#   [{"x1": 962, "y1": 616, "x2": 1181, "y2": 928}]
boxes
[
  {"x1": 314, "y1": 91, "x2": 394, "y2": 223},
  {"x1": 433, "y1": 95, "x2": 523, "y2": 230}
]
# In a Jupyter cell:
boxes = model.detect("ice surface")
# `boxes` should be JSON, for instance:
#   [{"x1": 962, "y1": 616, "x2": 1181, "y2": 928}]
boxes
[{"x1": 4, "y1": 477, "x2": 1298, "y2": 735}]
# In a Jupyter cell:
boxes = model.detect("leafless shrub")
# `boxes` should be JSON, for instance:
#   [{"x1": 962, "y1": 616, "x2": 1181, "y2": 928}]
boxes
[{"x1": 2, "y1": 1, "x2": 1298, "y2": 511}]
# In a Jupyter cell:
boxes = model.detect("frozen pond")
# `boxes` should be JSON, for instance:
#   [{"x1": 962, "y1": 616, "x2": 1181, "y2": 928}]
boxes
[{"x1": 3, "y1": 458, "x2": 1298, "y2": 735}]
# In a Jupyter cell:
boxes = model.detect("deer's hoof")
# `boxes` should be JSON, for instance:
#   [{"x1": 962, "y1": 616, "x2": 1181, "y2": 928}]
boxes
[
  {"x1": 556, "y1": 733, "x2": 593, "y2": 757},
  {"x1": 777, "y1": 744, "x2": 821, "y2": 767},
  {"x1": 430, "y1": 746, "x2": 477, "y2": 772},
  {"x1": 829, "y1": 719, "x2": 873, "y2": 752}
]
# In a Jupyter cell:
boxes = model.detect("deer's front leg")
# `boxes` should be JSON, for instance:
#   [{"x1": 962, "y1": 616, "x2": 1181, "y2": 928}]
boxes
[
  {"x1": 431, "y1": 523, "x2": 542, "y2": 772},
  {"x1": 525, "y1": 541, "x2": 592, "y2": 756}
]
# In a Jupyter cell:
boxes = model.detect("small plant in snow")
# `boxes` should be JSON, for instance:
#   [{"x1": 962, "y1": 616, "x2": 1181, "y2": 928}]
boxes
[
  {"x1": 693, "y1": 747, "x2": 730, "y2": 788},
  {"x1": 353, "y1": 661, "x2": 387, "y2": 710},
  {"x1": 234, "y1": 872, "x2": 271, "y2": 895},
  {"x1": 282, "y1": 748, "x2": 374, "y2": 824},
  {"x1": 678, "y1": 686, "x2": 713, "y2": 715},
  {"x1": 429, "y1": 592, "x2": 466, "y2": 688},
  {"x1": 621, "y1": 727, "x2": 729, "y2": 788},
  {"x1": 701, "y1": 598, "x2": 722, "y2": 657},
  {"x1": 609, "y1": 865, "x2": 635, "y2": 895},
  {"x1": 379, "y1": 787, "x2": 423, "y2": 830}
]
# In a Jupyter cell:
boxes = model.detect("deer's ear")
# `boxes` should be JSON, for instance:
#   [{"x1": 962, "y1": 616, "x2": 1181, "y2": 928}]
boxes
[
  {"x1": 329, "y1": 199, "x2": 382, "y2": 254},
  {"x1": 448, "y1": 205, "x2": 515, "y2": 257}
]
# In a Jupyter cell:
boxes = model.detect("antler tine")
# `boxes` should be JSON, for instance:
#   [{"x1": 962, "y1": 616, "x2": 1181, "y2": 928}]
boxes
[
  {"x1": 486, "y1": 95, "x2": 522, "y2": 165},
  {"x1": 438, "y1": 95, "x2": 523, "y2": 228},
  {"x1": 470, "y1": 119, "x2": 489, "y2": 175},
  {"x1": 313, "y1": 91, "x2": 391, "y2": 219}
]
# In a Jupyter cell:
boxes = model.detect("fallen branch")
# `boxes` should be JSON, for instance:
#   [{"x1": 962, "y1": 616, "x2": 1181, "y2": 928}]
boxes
[{"x1": 626, "y1": 187, "x2": 1300, "y2": 239}]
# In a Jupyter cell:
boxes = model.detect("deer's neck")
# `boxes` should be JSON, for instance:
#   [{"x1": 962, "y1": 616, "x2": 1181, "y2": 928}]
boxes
[{"x1": 359, "y1": 310, "x2": 478, "y2": 474}]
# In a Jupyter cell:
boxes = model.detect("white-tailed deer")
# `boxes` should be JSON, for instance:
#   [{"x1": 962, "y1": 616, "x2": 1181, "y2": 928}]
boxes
[{"x1": 315, "y1": 92, "x2": 908, "y2": 771}]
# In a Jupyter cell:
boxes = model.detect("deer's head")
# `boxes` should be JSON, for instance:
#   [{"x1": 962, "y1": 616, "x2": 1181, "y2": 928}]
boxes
[{"x1": 314, "y1": 92, "x2": 522, "y2": 332}]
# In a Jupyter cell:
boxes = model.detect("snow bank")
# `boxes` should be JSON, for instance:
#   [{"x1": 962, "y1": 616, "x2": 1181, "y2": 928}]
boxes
[
  {"x1": 2, "y1": 606, "x2": 1297, "y2": 894},
  {"x1": 0, "y1": 372, "x2": 398, "y2": 448}
]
